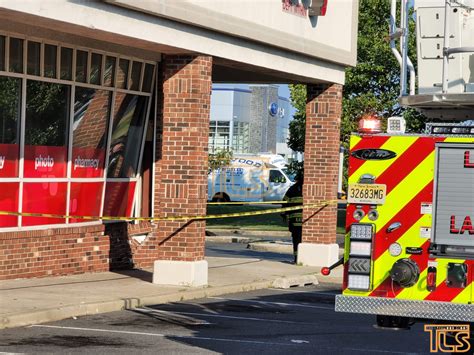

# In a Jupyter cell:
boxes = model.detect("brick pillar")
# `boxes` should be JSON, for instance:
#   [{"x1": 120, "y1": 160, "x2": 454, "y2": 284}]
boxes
[
  {"x1": 298, "y1": 83, "x2": 342, "y2": 267},
  {"x1": 152, "y1": 55, "x2": 212, "y2": 286}
]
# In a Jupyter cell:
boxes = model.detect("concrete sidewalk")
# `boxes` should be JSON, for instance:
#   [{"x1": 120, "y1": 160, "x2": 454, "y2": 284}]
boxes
[
  {"x1": 206, "y1": 229, "x2": 345, "y2": 243},
  {"x1": 206, "y1": 228, "x2": 291, "y2": 237},
  {"x1": 0, "y1": 256, "x2": 343, "y2": 330},
  {"x1": 205, "y1": 231, "x2": 346, "y2": 255}
]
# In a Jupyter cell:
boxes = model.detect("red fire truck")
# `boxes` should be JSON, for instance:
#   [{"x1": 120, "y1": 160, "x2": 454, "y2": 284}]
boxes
[{"x1": 331, "y1": 0, "x2": 474, "y2": 331}]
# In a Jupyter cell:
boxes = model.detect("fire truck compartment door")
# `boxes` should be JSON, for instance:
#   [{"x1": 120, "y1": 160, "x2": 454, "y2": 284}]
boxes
[{"x1": 432, "y1": 143, "x2": 474, "y2": 248}]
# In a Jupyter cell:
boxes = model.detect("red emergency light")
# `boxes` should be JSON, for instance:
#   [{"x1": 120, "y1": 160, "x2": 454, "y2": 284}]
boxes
[{"x1": 358, "y1": 114, "x2": 382, "y2": 134}]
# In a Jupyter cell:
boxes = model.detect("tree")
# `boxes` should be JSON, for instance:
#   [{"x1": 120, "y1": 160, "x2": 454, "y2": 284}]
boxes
[
  {"x1": 287, "y1": 84, "x2": 306, "y2": 153},
  {"x1": 208, "y1": 149, "x2": 233, "y2": 172},
  {"x1": 0, "y1": 77, "x2": 21, "y2": 144},
  {"x1": 341, "y1": 0, "x2": 424, "y2": 143},
  {"x1": 286, "y1": 84, "x2": 306, "y2": 176},
  {"x1": 25, "y1": 81, "x2": 69, "y2": 146},
  {"x1": 0, "y1": 78, "x2": 70, "y2": 147},
  {"x1": 288, "y1": 0, "x2": 425, "y2": 163}
]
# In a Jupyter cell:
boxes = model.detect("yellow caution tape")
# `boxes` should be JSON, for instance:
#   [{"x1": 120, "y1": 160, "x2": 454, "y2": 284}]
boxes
[{"x1": 0, "y1": 200, "x2": 337, "y2": 222}]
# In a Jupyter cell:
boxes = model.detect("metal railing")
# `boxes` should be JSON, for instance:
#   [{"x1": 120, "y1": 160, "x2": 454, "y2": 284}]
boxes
[{"x1": 390, "y1": 0, "x2": 416, "y2": 96}]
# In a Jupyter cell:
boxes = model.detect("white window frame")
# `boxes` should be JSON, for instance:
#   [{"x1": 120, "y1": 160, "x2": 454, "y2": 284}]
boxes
[
  {"x1": 0, "y1": 31, "x2": 157, "y2": 232},
  {"x1": 209, "y1": 120, "x2": 231, "y2": 153}
]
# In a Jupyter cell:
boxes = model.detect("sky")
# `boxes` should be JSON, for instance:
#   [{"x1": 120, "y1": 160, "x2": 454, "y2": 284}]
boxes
[
  {"x1": 212, "y1": 83, "x2": 296, "y2": 118},
  {"x1": 212, "y1": 83, "x2": 291, "y2": 99}
]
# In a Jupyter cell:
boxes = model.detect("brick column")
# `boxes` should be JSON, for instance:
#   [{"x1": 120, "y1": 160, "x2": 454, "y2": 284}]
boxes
[
  {"x1": 152, "y1": 55, "x2": 212, "y2": 286},
  {"x1": 298, "y1": 83, "x2": 342, "y2": 267}
]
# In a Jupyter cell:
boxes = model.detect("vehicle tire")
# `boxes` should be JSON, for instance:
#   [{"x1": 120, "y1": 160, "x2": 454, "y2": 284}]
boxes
[
  {"x1": 375, "y1": 315, "x2": 411, "y2": 329},
  {"x1": 212, "y1": 193, "x2": 230, "y2": 203}
]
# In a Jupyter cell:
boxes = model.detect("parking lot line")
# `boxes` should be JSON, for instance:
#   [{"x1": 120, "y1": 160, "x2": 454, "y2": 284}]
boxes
[
  {"x1": 164, "y1": 311, "x2": 315, "y2": 324},
  {"x1": 268, "y1": 288, "x2": 339, "y2": 295},
  {"x1": 28, "y1": 325, "x2": 422, "y2": 354},
  {"x1": 31, "y1": 325, "x2": 296, "y2": 347},
  {"x1": 208, "y1": 296, "x2": 334, "y2": 310}
]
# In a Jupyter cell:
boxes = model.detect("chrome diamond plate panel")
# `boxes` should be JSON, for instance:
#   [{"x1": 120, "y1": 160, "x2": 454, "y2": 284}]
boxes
[{"x1": 335, "y1": 295, "x2": 474, "y2": 322}]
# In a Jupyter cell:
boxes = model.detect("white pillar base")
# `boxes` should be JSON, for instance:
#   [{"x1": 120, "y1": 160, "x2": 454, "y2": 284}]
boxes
[
  {"x1": 297, "y1": 243, "x2": 339, "y2": 267},
  {"x1": 153, "y1": 260, "x2": 208, "y2": 287}
]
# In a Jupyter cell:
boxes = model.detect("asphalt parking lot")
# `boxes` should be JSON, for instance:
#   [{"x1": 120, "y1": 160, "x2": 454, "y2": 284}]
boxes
[{"x1": 0, "y1": 283, "x2": 435, "y2": 355}]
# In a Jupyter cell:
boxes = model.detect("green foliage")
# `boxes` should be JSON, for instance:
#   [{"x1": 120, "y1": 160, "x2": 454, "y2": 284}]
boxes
[
  {"x1": 287, "y1": 84, "x2": 306, "y2": 178},
  {"x1": 0, "y1": 78, "x2": 71, "y2": 147},
  {"x1": 343, "y1": 0, "x2": 425, "y2": 140},
  {"x1": 287, "y1": 84, "x2": 307, "y2": 153},
  {"x1": 343, "y1": 0, "x2": 395, "y2": 141},
  {"x1": 25, "y1": 81, "x2": 69, "y2": 146},
  {"x1": 286, "y1": 0, "x2": 429, "y2": 189},
  {"x1": 287, "y1": 115, "x2": 306, "y2": 153},
  {"x1": 404, "y1": 107, "x2": 426, "y2": 132},
  {"x1": 285, "y1": 160, "x2": 304, "y2": 178},
  {"x1": 289, "y1": 84, "x2": 307, "y2": 114},
  {"x1": 0, "y1": 77, "x2": 21, "y2": 144},
  {"x1": 208, "y1": 149, "x2": 233, "y2": 171},
  {"x1": 288, "y1": 0, "x2": 427, "y2": 178}
]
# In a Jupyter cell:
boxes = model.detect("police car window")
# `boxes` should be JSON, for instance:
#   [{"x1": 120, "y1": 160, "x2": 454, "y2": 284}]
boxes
[{"x1": 269, "y1": 170, "x2": 286, "y2": 183}]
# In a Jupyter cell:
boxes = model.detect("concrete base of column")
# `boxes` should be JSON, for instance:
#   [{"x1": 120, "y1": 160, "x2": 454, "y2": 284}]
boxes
[
  {"x1": 298, "y1": 243, "x2": 339, "y2": 267},
  {"x1": 153, "y1": 260, "x2": 208, "y2": 287}
]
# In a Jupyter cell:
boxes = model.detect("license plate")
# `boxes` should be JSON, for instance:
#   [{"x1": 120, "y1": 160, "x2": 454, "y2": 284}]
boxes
[{"x1": 348, "y1": 183, "x2": 386, "y2": 205}]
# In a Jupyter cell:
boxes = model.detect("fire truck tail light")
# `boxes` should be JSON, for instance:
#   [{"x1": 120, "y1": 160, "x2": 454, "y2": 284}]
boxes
[
  {"x1": 350, "y1": 223, "x2": 374, "y2": 240},
  {"x1": 347, "y1": 223, "x2": 375, "y2": 291},
  {"x1": 348, "y1": 258, "x2": 371, "y2": 274},
  {"x1": 347, "y1": 275, "x2": 371, "y2": 291},
  {"x1": 350, "y1": 241, "x2": 372, "y2": 257},
  {"x1": 351, "y1": 224, "x2": 372, "y2": 240}
]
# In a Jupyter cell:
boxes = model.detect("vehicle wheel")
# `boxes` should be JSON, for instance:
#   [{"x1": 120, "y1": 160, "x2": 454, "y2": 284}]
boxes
[
  {"x1": 212, "y1": 193, "x2": 230, "y2": 203},
  {"x1": 375, "y1": 315, "x2": 411, "y2": 330}
]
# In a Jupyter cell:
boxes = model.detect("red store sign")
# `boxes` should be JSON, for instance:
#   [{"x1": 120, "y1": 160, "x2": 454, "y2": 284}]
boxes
[
  {"x1": 0, "y1": 143, "x2": 19, "y2": 177},
  {"x1": 71, "y1": 147, "x2": 106, "y2": 178},
  {"x1": 24, "y1": 145, "x2": 67, "y2": 178}
]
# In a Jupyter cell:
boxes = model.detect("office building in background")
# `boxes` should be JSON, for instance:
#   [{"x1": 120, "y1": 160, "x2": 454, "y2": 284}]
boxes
[{"x1": 209, "y1": 84, "x2": 295, "y2": 160}]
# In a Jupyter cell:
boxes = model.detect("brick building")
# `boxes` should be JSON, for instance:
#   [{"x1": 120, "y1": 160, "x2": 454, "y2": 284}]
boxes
[{"x1": 0, "y1": 1, "x2": 359, "y2": 285}]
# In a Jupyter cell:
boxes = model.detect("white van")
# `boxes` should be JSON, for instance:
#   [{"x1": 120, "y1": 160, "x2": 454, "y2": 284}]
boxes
[{"x1": 208, "y1": 154, "x2": 295, "y2": 202}]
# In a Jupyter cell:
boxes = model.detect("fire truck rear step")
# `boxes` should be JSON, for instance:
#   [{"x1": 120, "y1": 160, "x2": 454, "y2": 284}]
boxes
[{"x1": 335, "y1": 295, "x2": 474, "y2": 322}]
